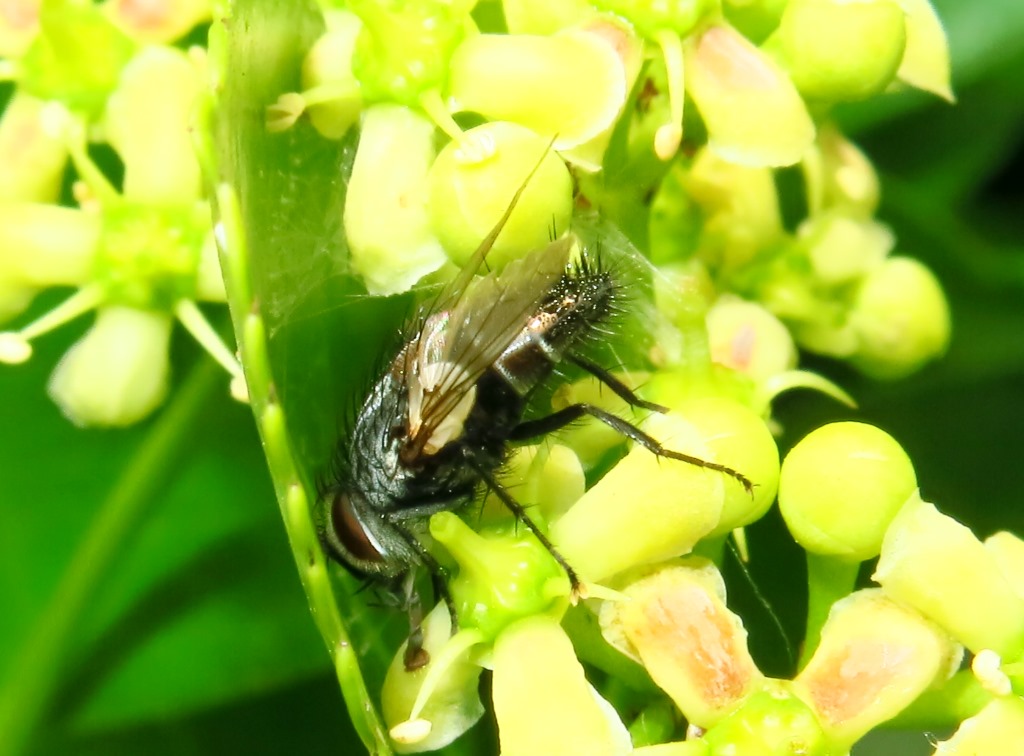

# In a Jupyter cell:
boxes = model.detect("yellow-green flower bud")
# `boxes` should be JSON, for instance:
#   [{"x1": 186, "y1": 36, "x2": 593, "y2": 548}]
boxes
[
  {"x1": 428, "y1": 122, "x2": 573, "y2": 269},
  {"x1": 0, "y1": 0, "x2": 38, "y2": 57},
  {"x1": 104, "y1": 0, "x2": 211, "y2": 45},
  {"x1": 701, "y1": 680, "x2": 829, "y2": 756},
  {"x1": 896, "y1": 0, "x2": 953, "y2": 102},
  {"x1": 778, "y1": 421, "x2": 917, "y2": 561},
  {"x1": 19, "y1": 0, "x2": 136, "y2": 118},
  {"x1": 381, "y1": 604, "x2": 484, "y2": 754},
  {"x1": 874, "y1": 493, "x2": 1024, "y2": 659},
  {"x1": 551, "y1": 413, "x2": 725, "y2": 583},
  {"x1": 985, "y1": 531, "x2": 1024, "y2": 600},
  {"x1": 344, "y1": 104, "x2": 446, "y2": 295},
  {"x1": 706, "y1": 295, "x2": 798, "y2": 384},
  {"x1": 0, "y1": 93, "x2": 67, "y2": 203},
  {"x1": 793, "y1": 589, "x2": 960, "y2": 748},
  {"x1": 678, "y1": 397, "x2": 780, "y2": 536},
  {"x1": 48, "y1": 306, "x2": 172, "y2": 426},
  {"x1": 487, "y1": 443, "x2": 586, "y2": 524},
  {"x1": 492, "y1": 615, "x2": 632, "y2": 756},
  {"x1": 722, "y1": 0, "x2": 789, "y2": 43},
  {"x1": 634, "y1": 741, "x2": 709, "y2": 756},
  {"x1": 593, "y1": 0, "x2": 719, "y2": 38},
  {"x1": 104, "y1": 46, "x2": 203, "y2": 204},
  {"x1": 429, "y1": 513, "x2": 569, "y2": 642},
  {"x1": 767, "y1": 0, "x2": 907, "y2": 102},
  {"x1": 682, "y1": 147, "x2": 785, "y2": 270},
  {"x1": 502, "y1": 0, "x2": 594, "y2": 35},
  {"x1": 803, "y1": 125, "x2": 880, "y2": 217},
  {"x1": 349, "y1": 0, "x2": 467, "y2": 107},
  {"x1": 796, "y1": 213, "x2": 894, "y2": 286},
  {"x1": 549, "y1": 371, "x2": 651, "y2": 468},
  {"x1": 599, "y1": 560, "x2": 764, "y2": 727},
  {"x1": 447, "y1": 24, "x2": 636, "y2": 166},
  {"x1": 685, "y1": 25, "x2": 815, "y2": 167},
  {"x1": 933, "y1": 697, "x2": 1024, "y2": 755},
  {"x1": 299, "y1": 10, "x2": 363, "y2": 140},
  {"x1": 848, "y1": 256, "x2": 951, "y2": 380}
]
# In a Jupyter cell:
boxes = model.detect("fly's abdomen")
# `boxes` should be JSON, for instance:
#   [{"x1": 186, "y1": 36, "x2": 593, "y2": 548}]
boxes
[{"x1": 493, "y1": 262, "x2": 615, "y2": 395}]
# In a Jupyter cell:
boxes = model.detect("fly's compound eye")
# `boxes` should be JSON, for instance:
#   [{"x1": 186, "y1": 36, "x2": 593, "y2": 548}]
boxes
[{"x1": 329, "y1": 492, "x2": 386, "y2": 565}]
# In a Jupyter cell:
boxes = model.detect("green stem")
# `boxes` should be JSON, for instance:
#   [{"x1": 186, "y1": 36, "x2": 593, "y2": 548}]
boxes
[
  {"x1": 0, "y1": 360, "x2": 220, "y2": 756},
  {"x1": 799, "y1": 553, "x2": 860, "y2": 670}
]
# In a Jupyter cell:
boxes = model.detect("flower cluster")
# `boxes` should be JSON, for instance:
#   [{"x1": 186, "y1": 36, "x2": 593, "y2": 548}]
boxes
[
  {"x1": 253, "y1": 0, "x2": 1000, "y2": 753},
  {"x1": 0, "y1": 0, "x2": 245, "y2": 426}
]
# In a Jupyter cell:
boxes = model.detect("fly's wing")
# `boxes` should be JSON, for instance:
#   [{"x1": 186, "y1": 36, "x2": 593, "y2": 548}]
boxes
[{"x1": 405, "y1": 237, "x2": 573, "y2": 456}]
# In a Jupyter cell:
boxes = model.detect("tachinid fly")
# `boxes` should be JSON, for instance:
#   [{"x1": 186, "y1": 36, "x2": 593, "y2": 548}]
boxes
[{"x1": 320, "y1": 160, "x2": 752, "y2": 670}]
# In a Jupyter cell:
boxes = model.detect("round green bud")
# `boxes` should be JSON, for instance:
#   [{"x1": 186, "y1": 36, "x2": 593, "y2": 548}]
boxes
[
  {"x1": 935, "y1": 698, "x2": 1024, "y2": 755},
  {"x1": 702, "y1": 681, "x2": 829, "y2": 756},
  {"x1": 778, "y1": 421, "x2": 917, "y2": 561},
  {"x1": 706, "y1": 296, "x2": 798, "y2": 384},
  {"x1": 428, "y1": 121, "x2": 573, "y2": 269},
  {"x1": 593, "y1": 0, "x2": 720, "y2": 38},
  {"x1": 430, "y1": 512, "x2": 569, "y2": 642},
  {"x1": 849, "y1": 256, "x2": 951, "y2": 380},
  {"x1": 796, "y1": 213, "x2": 893, "y2": 286},
  {"x1": 768, "y1": 0, "x2": 907, "y2": 102}
]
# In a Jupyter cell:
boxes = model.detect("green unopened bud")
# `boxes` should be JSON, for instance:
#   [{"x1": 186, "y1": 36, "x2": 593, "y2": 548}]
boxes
[
  {"x1": 552, "y1": 413, "x2": 726, "y2": 582},
  {"x1": 779, "y1": 421, "x2": 917, "y2": 561},
  {"x1": 702, "y1": 680, "x2": 829, "y2": 755},
  {"x1": 793, "y1": 589, "x2": 959, "y2": 748},
  {"x1": 298, "y1": 10, "x2": 363, "y2": 139},
  {"x1": 686, "y1": 25, "x2": 815, "y2": 168},
  {"x1": 600, "y1": 560, "x2": 764, "y2": 727},
  {"x1": 767, "y1": 0, "x2": 906, "y2": 102},
  {"x1": 349, "y1": 0, "x2": 466, "y2": 107},
  {"x1": 0, "y1": 204, "x2": 99, "y2": 293},
  {"x1": 344, "y1": 104, "x2": 446, "y2": 294},
  {"x1": 430, "y1": 512, "x2": 569, "y2": 642},
  {"x1": 896, "y1": 0, "x2": 953, "y2": 101},
  {"x1": 985, "y1": 532, "x2": 1024, "y2": 600},
  {"x1": 874, "y1": 493, "x2": 1024, "y2": 659},
  {"x1": 48, "y1": 306, "x2": 172, "y2": 426},
  {"x1": 934, "y1": 697, "x2": 1024, "y2": 755},
  {"x1": 849, "y1": 256, "x2": 951, "y2": 380},
  {"x1": 104, "y1": 0, "x2": 212, "y2": 44},
  {"x1": 428, "y1": 121, "x2": 572, "y2": 269},
  {"x1": 722, "y1": 0, "x2": 789, "y2": 43},
  {"x1": 706, "y1": 295, "x2": 797, "y2": 384},
  {"x1": 0, "y1": 93, "x2": 67, "y2": 203},
  {"x1": 382, "y1": 604, "x2": 484, "y2": 754},
  {"x1": 796, "y1": 213, "x2": 894, "y2": 286},
  {"x1": 492, "y1": 615, "x2": 632, "y2": 756},
  {"x1": 593, "y1": 0, "x2": 719, "y2": 38},
  {"x1": 19, "y1": 0, "x2": 136, "y2": 118},
  {"x1": 447, "y1": 24, "x2": 634, "y2": 161}
]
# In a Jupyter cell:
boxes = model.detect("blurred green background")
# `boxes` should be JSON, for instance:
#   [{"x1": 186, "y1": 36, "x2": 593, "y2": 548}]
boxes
[{"x1": 1, "y1": 0, "x2": 1022, "y2": 753}]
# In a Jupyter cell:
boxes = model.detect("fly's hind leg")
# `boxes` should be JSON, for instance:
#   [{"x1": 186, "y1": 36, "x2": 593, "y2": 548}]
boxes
[
  {"x1": 511, "y1": 402, "x2": 754, "y2": 493},
  {"x1": 463, "y1": 452, "x2": 584, "y2": 599}
]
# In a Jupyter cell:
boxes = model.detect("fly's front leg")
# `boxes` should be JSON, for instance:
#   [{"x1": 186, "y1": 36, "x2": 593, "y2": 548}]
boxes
[
  {"x1": 462, "y1": 452, "x2": 585, "y2": 599},
  {"x1": 389, "y1": 521, "x2": 458, "y2": 671},
  {"x1": 512, "y1": 402, "x2": 754, "y2": 493}
]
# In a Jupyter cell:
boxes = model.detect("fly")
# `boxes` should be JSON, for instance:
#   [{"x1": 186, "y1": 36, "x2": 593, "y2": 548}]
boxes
[{"x1": 320, "y1": 152, "x2": 752, "y2": 670}]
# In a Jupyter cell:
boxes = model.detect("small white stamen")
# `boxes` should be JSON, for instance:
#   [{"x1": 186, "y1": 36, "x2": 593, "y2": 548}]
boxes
[
  {"x1": 0, "y1": 333, "x2": 32, "y2": 364},
  {"x1": 174, "y1": 299, "x2": 244, "y2": 385},
  {"x1": 390, "y1": 718, "x2": 432, "y2": 744},
  {"x1": 973, "y1": 649, "x2": 1012, "y2": 696}
]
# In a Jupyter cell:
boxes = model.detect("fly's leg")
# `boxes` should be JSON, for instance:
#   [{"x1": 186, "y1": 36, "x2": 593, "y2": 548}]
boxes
[
  {"x1": 567, "y1": 353, "x2": 669, "y2": 413},
  {"x1": 463, "y1": 452, "x2": 584, "y2": 598},
  {"x1": 511, "y1": 403, "x2": 754, "y2": 493},
  {"x1": 389, "y1": 522, "x2": 458, "y2": 671}
]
